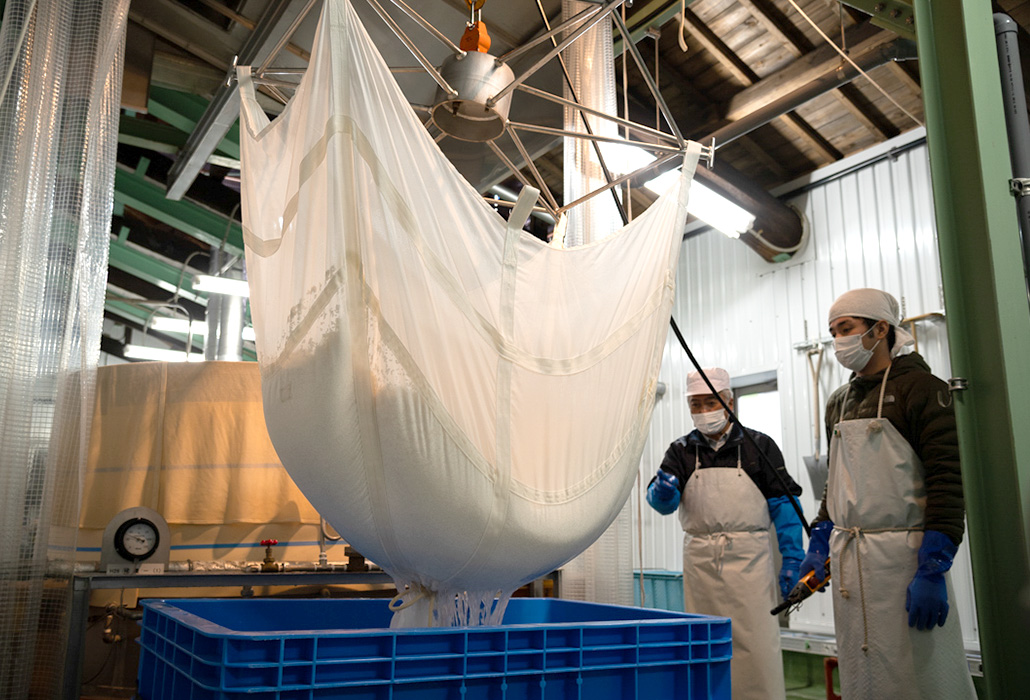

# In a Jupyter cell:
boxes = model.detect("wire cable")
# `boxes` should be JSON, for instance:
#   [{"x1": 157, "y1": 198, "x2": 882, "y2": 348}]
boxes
[
  {"x1": 783, "y1": 0, "x2": 922, "y2": 127},
  {"x1": 669, "y1": 317, "x2": 811, "y2": 536}
]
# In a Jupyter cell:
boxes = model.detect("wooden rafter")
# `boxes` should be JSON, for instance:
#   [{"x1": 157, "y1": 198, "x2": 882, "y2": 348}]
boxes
[
  {"x1": 832, "y1": 1, "x2": 869, "y2": 26},
  {"x1": 679, "y1": 6, "x2": 841, "y2": 164},
  {"x1": 888, "y1": 61, "x2": 922, "y2": 97},
  {"x1": 723, "y1": 22, "x2": 891, "y2": 120},
  {"x1": 735, "y1": 0, "x2": 897, "y2": 141},
  {"x1": 619, "y1": 48, "x2": 792, "y2": 181}
]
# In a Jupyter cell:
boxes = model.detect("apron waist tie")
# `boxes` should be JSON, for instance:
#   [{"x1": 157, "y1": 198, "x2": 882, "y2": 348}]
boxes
[
  {"x1": 835, "y1": 525, "x2": 920, "y2": 654},
  {"x1": 689, "y1": 532, "x2": 733, "y2": 573}
]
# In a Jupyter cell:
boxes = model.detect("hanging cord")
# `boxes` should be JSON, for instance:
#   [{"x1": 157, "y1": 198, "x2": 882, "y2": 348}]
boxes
[
  {"x1": 839, "y1": 1, "x2": 847, "y2": 56},
  {"x1": 837, "y1": 526, "x2": 870, "y2": 652},
  {"x1": 219, "y1": 201, "x2": 242, "y2": 254},
  {"x1": 677, "y1": 0, "x2": 689, "y2": 52},
  {"x1": 783, "y1": 0, "x2": 922, "y2": 127},
  {"x1": 652, "y1": 28, "x2": 660, "y2": 137},
  {"x1": 668, "y1": 317, "x2": 811, "y2": 536},
  {"x1": 621, "y1": 3, "x2": 633, "y2": 222}
]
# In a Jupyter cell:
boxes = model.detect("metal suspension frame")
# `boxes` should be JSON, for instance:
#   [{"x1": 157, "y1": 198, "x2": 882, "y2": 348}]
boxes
[{"x1": 231, "y1": 0, "x2": 714, "y2": 220}]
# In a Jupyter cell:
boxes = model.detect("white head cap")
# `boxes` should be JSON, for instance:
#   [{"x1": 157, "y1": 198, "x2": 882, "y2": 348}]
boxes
[
  {"x1": 686, "y1": 368, "x2": 730, "y2": 397},
  {"x1": 827, "y1": 288, "x2": 915, "y2": 357}
]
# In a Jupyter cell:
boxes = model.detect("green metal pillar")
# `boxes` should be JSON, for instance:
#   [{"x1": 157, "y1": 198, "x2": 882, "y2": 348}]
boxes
[{"x1": 912, "y1": 1, "x2": 1030, "y2": 697}]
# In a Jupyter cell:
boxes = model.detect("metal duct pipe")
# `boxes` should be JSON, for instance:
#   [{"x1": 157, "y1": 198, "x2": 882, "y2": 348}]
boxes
[
  {"x1": 704, "y1": 38, "x2": 918, "y2": 149},
  {"x1": 204, "y1": 249, "x2": 246, "y2": 362},
  {"x1": 680, "y1": 38, "x2": 916, "y2": 262},
  {"x1": 693, "y1": 162, "x2": 806, "y2": 262},
  {"x1": 994, "y1": 13, "x2": 1030, "y2": 292}
]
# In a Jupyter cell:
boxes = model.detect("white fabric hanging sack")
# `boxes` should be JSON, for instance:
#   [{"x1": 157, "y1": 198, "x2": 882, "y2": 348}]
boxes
[{"x1": 237, "y1": 0, "x2": 702, "y2": 626}]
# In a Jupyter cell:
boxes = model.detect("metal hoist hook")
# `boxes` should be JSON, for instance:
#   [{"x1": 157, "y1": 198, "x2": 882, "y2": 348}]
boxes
[{"x1": 937, "y1": 377, "x2": 969, "y2": 408}]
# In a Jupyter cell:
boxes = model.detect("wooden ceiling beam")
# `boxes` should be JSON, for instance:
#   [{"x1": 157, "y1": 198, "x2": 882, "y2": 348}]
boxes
[
  {"x1": 627, "y1": 46, "x2": 798, "y2": 179},
  {"x1": 724, "y1": 22, "x2": 892, "y2": 120},
  {"x1": 736, "y1": 135, "x2": 791, "y2": 179},
  {"x1": 735, "y1": 0, "x2": 813, "y2": 56},
  {"x1": 888, "y1": 60, "x2": 922, "y2": 97},
  {"x1": 679, "y1": 7, "x2": 759, "y2": 85},
  {"x1": 820, "y1": 0, "x2": 868, "y2": 25},
  {"x1": 734, "y1": 0, "x2": 895, "y2": 141},
  {"x1": 679, "y1": 6, "x2": 840, "y2": 163},
  {"x1": 835, "y1": 83, "x2": 900, "y2": 139}
]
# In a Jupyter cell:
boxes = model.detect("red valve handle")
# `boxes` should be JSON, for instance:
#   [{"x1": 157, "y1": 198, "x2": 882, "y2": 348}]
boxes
[{"x1": 260, "y1": 539, "x2": 279, "y2": 546}]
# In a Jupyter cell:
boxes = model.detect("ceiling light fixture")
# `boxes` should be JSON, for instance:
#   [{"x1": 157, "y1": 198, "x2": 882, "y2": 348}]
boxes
[
  {"x1": 123, "y1": 344, "x2": 199, "y2": 363},
  {"x1": 602, "y1": 145, "x2": 756, "y2": 239},
  {"x1": 192, "y1": 274, "x2": 251, "y2": 297}
]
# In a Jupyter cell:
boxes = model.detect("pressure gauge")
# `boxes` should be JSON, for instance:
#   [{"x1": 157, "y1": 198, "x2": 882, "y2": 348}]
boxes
[{"x1": 113, "y1": 517, "x2": 160, "y2": 561}]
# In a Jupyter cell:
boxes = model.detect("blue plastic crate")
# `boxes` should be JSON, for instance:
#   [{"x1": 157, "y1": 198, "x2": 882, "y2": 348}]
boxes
[
  {"x1": 634, "y1": 570, "x2": 685, "y2": 612},
  {"x1": 137, "y1": 597, "x2": 731, "y2": 700}
]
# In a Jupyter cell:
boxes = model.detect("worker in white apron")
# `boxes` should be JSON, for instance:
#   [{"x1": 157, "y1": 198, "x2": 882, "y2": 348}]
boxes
[
  {"x1": 800, "y1": 288, "x2": 976, "y2": 700},
  {"x1": 648, "y1": 367, "x2": 804, "y2": 700}
]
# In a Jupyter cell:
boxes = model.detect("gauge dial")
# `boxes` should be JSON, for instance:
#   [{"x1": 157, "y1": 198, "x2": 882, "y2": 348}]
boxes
[{"x1": 113, "y1": 517, "x2": 160, "y2": 561}]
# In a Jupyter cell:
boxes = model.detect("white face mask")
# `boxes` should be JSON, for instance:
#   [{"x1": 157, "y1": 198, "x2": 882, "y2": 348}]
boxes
[
  {"x1": 692, "y1": 408, "x2": 728, "y2": 436},
  {"x1": 833, "y1": 326, "x2": 881, "y2": 372}
]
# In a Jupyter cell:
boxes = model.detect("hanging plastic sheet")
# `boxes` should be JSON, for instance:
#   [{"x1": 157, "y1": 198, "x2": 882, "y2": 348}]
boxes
[{"x1": 238, "y1": 0, "x2": 701, "y2": 626}]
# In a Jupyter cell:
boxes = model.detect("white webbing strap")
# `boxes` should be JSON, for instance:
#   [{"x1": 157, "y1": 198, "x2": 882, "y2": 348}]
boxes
[{"x1": 236, "y1": 65, "x2": 270, "y2": 133}]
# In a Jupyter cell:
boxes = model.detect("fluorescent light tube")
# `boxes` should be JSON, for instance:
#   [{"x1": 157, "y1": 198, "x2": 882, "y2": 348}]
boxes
[
  {"x1": 600, "y1": 144, "x2": 757, "y2": 239},
  {"x1": 192, "y1": 274, "x2": 251, "y2": 297},
  {"x1": 123, "y1": 344, "x2": 198, "y2": 363},
  {"x1": 149, "y1": 317, "x2": 205, "y2": 335}
]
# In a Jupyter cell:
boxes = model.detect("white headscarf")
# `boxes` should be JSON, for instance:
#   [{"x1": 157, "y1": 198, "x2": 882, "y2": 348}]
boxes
[{"x1": 827, "y1": 288, "x2": 915, "y2": 357}]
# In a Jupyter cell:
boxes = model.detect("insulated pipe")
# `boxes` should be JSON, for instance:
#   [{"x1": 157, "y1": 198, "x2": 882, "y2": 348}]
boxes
[
  {"x1": 204, "y1": 249, "x2": 245, "y2": 362},
  {"x1": 692, "y1": 162, "x2": 806, "y2": 262},
  {"x1": 679, "y1": 39, "x2": 915, "y2": 262},
  {"x1": 704, "y1": 39, "x2": 918, "y2": 149},
  {"x1": 994, "y1": 13, "x2": 1030, "y2": 291}
]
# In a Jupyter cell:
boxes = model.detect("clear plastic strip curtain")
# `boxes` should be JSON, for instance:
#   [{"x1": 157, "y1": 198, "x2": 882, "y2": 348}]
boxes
[
  {"x1": 0, "y1": 0, "x2": 128, "y2": 696},
  {"x1": 560, "y1": 0, "x2": 633, "y2": 606}
]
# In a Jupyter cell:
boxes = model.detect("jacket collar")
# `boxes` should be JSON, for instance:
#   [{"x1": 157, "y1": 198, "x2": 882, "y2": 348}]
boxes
[{"x1": 686, "y1": 421, "x2": 743, "y2": 450}]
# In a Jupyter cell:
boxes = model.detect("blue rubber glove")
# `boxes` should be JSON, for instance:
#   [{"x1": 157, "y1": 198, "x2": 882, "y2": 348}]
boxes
[
  {"x1": 799, "y1": 519, "x2": 834, "y2": 592},
  {"x1": 906, "y1": 530, "x2": 957, "y2": 630},
  {"x1": 646, "y1": 470, "x2": 680, "y2": 515},
  {"x1": 767, "y1": 496, "x2": 805, "y2": 599}
]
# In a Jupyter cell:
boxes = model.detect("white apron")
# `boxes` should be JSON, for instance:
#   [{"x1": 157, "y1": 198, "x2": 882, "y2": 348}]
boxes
[
  {"x1": 827, "y1": 366, "x2": 976, "y2": 700},
  {"x1": 680, "y1": 449, "x2": 785, "y2": 700}
]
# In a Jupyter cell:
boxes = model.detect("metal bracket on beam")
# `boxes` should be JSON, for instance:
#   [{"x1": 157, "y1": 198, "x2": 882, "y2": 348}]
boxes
[
  {"x1": 841, "y1": 1, "x2": 916, "y2": 40},
  {"x1": 1010, "y1": 178, "x2": 1030, "y2": 197},
  {"x1": 165, "y1": 0, "x2": 316, "y2": 200}
]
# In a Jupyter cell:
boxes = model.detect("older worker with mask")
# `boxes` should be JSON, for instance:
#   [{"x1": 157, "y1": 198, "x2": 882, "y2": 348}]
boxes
[
  {"x1": 646, "y1": 367, "x2": 803, "y2": 700},
  {"x1": 799, "y1": 288, "x2": 976, "y2": 699}
]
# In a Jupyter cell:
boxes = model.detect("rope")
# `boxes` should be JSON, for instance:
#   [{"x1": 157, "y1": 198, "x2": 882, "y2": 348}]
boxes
[
  {"x1": 711, "y1": 532, "x2": 729, "y2": 573},
  {"x1": 388, "y1": 583, "x2": 430, "y2": 612},
  {"x1": 836, "y1": 524, "x2": 919, "y2": 654}
]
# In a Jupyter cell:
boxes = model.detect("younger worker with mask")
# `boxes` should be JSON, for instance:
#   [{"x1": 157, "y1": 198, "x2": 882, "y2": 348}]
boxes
[
  {"x1": 646, "y1": 368, "x2": 804, "y2": 700},
  {"x1": 799, "y1": 288, "x2": 976, "y2": 699}
]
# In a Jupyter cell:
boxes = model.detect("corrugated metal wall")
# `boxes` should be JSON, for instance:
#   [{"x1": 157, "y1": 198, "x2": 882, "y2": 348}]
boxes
[{"x1": 631, "y1": 130, "x2": 980, "y2": 648}]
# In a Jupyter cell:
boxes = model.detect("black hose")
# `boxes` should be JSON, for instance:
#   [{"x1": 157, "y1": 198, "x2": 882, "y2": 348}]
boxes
[{"x1": 669, "y1": 316, "x2": 812, "y2": 537}]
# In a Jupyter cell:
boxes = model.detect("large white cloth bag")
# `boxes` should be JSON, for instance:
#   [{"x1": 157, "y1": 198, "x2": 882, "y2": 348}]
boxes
[{"x1": 238, "y1": 0, "x2": 699, "y2": 625}]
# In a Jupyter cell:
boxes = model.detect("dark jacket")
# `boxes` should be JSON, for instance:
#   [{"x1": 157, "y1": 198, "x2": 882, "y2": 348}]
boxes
[
  {"x1": 656, "y1": 422, "x2": 802, "y2": 500},
  {"x1": 813, "y1": 352, "x2": 965, "y2": 545}
]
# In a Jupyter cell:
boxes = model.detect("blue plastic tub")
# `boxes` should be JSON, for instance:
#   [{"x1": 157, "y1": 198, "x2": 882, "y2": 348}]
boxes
[
  {"x1": 137, "y1": 597, "x2": 731, "y2": 699},
  {"x1": 634, "y1": 570, "x2": 685, "y2": 612}
]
